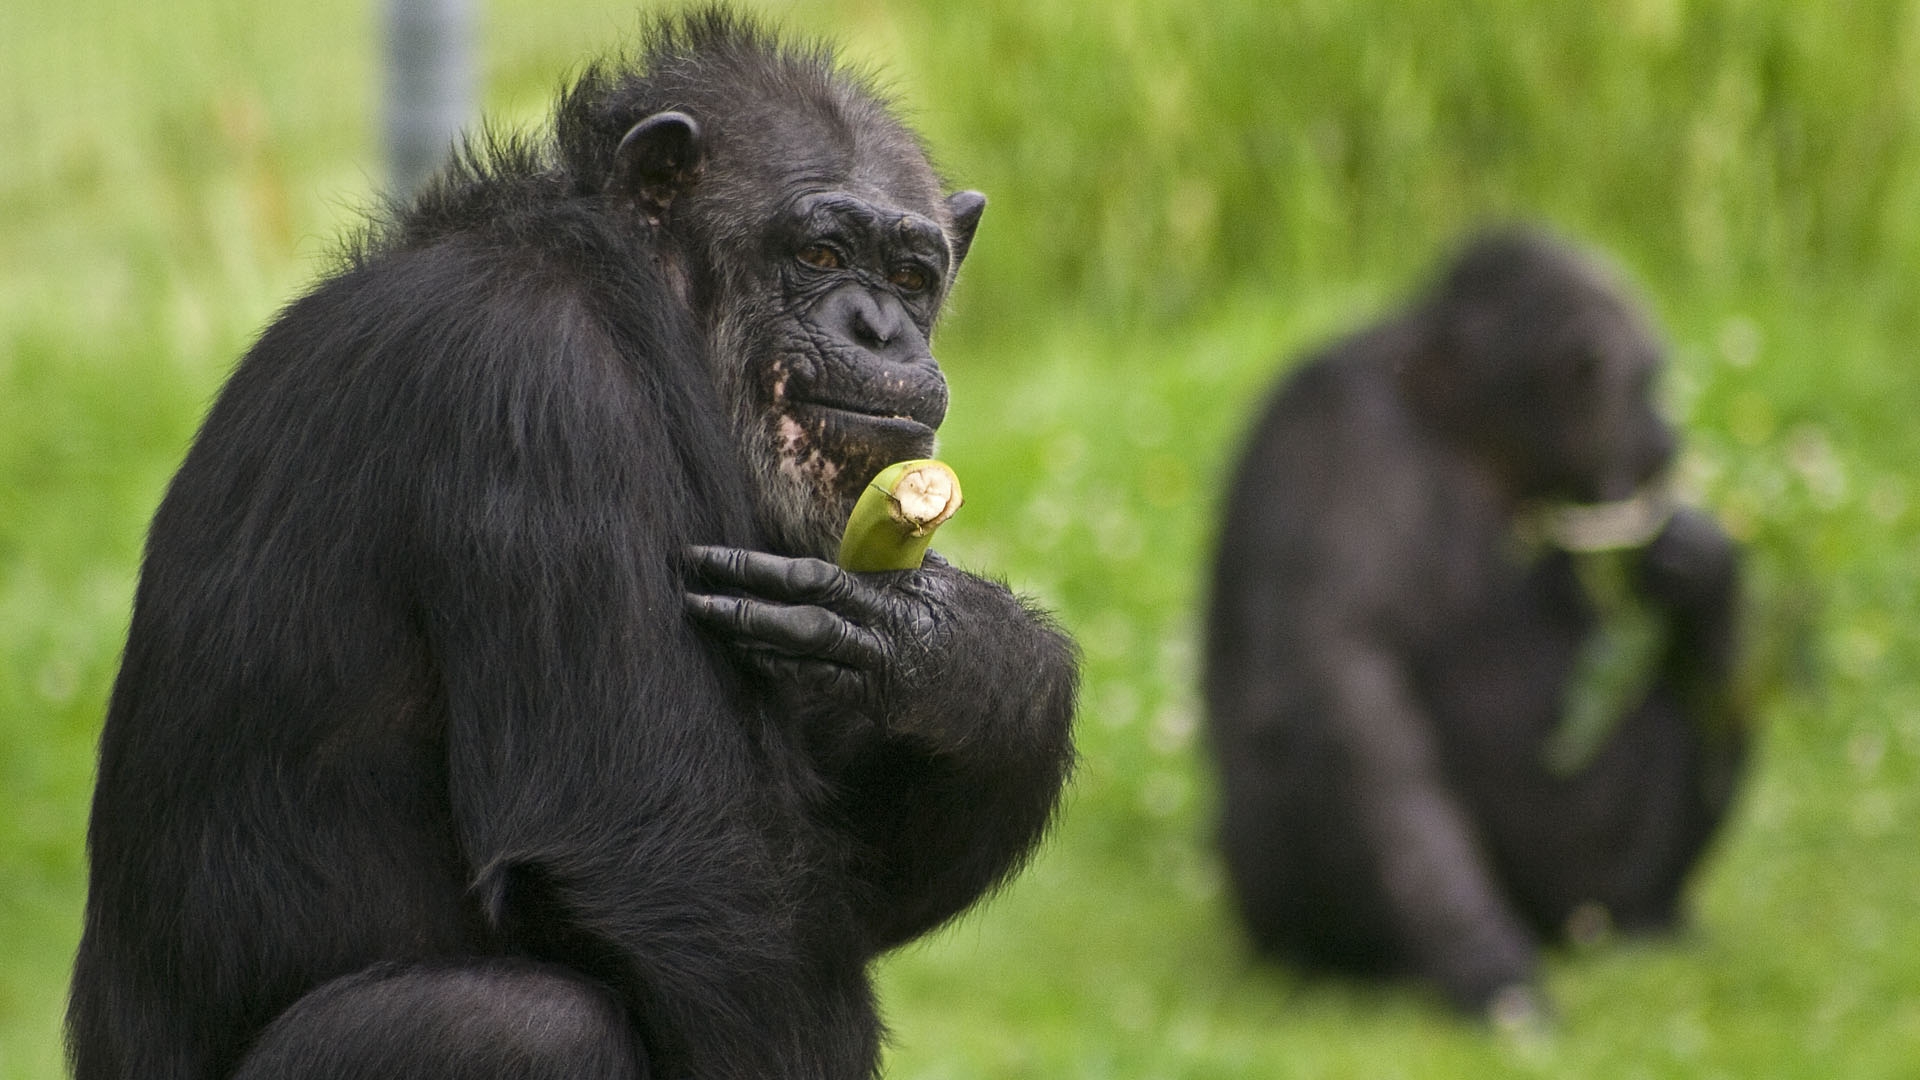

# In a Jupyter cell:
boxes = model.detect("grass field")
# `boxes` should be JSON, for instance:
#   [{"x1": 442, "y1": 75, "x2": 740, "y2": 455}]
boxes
[{"x1": 4, "y1": 1, "x2": 1918, "y2": 1077}]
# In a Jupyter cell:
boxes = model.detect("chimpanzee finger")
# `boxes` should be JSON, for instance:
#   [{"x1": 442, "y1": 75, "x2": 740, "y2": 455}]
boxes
[
  {"x1": 683, "y1": 592, "x2": 888, "y2": 668},
  {"x1": 735, "y1": 648, "x2": 873, "y2": 706},
  {"x1": 684, "y1": 545, "x2": 877, "y2": 608}
]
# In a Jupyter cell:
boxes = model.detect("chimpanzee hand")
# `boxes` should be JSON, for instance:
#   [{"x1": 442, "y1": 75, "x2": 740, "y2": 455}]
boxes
[
  {"x1": 683, "y1": 544, "x2": 957, "y2": 750},
  {"x1": 1637, "y1": 506, "x2": 1739, "y2": 613}
]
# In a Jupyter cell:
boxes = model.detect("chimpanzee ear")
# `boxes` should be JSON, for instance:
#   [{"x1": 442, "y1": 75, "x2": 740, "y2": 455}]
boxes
[
  {"x1": 613, "y1": 111, "x2": 706, "y2": 220},
  {"x1": 945, "y1": 190, "x2": 987, "y2": 271}
]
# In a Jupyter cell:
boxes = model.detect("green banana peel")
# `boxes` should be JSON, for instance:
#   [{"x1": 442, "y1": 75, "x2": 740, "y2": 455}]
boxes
[
  {"x1": 836, "y1": 459, "x2": 963, "y2": 572},
  {"x1": 1546, "y1": 548, "x2": 1669, "y2": 776}
]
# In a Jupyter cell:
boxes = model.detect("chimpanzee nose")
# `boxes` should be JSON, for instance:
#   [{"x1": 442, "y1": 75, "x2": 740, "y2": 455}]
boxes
[
  {"x1": 815, "y1": 284, "x2": 930, "y2": 372},
  {"x1": 847, "y1": 291, "x2": 903, "y2": 348}
]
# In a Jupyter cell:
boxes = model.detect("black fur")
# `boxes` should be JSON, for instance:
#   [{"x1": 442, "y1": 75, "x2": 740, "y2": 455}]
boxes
[
  {"x1": 1204, "y1": 228, "x2": 1746, "y2": 1016},
  {"x1": 69, "y1": 10, "x2": 1076, "y2": 1078}
]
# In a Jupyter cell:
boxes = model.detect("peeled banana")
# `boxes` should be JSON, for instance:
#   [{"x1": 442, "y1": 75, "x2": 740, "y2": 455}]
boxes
[{"x1": 836, "y1": 459, "x2": 963, "y2": 572}]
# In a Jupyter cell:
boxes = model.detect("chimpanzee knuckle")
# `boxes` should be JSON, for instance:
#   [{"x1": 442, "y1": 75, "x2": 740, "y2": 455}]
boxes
[
  {"x1": 826, "y1": 580, "x2": 890, "y2": 623},
  {"x1": 778, "y1": 605, "x2": 848, "y2": 651},
  {"x1": 872, "y1": 587, "x2": 945, "y2": 647},
  {"x1": 685, "y1": 544, "x2": 748, "y2": 585},
  {"x1": 703, "y1": 549, "x2": 817, "y2": 602},
  {"x1": 905, "y1": 564, "x2": 962, "y2": 605},
  {"x1": 730, "y1": 549, "x2": 795, "y2": 592},
  {"x1": 752, "y1": 599, "x2": 810, "y2": 641},
  {"x1": 785, "y1": 556, "x2": 848, "y2": 598},
  {"x1": 716, "y1": 596, "x2": 774, "y2": 640},
  {"x1": 906, "y1": 606, "x2": 944, "y2": 644},
  {"x1": 840, "y1": 625, "x2": 893, "y2": 672},
  {"x1": 692, "y1": 594, "x2": 803, "y2": 656},
  {"x1": 683, "y1": 591, "x2": 734, "y2": 631}
]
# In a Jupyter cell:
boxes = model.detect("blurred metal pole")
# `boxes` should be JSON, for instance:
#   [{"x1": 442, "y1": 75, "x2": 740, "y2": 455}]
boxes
[{"x1": 384, "y1": 0, "x2": 475, "y2": 198}]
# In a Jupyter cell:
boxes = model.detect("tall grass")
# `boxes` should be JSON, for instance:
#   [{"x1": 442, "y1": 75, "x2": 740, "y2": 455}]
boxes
[
  {"x1": 832, "y1": 1, "x2": 1920, "y2": 334},
  {"x1": 3, "y1": 1, "x2": 1918, "y2": 1077}
]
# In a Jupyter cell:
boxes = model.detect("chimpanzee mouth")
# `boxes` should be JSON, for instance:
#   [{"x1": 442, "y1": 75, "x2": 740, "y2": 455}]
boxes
[{"x1": 788, "y1": 399, "x2": 938, "y2": 442}]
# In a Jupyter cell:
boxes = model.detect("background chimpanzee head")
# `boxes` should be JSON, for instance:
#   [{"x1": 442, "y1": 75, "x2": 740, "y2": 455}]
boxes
[
  {"x1": 556, "y1": 10, "x2": 986, "y2": 559},
  {"x1": 1403, "y1": 228, "x2": 1678, "y2": 505}
]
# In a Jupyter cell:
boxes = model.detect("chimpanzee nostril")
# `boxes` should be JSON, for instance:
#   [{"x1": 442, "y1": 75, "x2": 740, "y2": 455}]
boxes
[
  {"x1": 845, "y1": 291, "x2": 903, "y2": 349},
  {"x1": 818, "y1": 285, "x2": 924, "y2": 362},
  {"x1": 852, "y1": 299, "x2": 893, "y2": 347}
]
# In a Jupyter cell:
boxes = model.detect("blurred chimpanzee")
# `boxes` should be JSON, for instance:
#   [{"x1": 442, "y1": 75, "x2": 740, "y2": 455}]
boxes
[
  {"x1": 1204, "y1": 228, "x2": 1747, "y2": 1021},
  {"x1": 68, "y1": 10, "x2": 1077, "y2": 1078}
]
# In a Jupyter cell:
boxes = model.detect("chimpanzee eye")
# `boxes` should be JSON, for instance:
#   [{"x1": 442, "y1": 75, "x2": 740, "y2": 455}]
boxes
[
  {"x1": 796, "y1": 244, "x2": 842, "y2": 270},
  {"x1": 888, "y1": 265, "x2": 930, "y2": 293}
]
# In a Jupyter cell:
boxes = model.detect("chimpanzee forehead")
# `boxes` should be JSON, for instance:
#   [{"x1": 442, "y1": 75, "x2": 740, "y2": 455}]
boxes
[
  {"x1": 744, "y1": 99, "x2": 942, "y2": 201},
  {"x1": 669, "y1": 146, "x2": 947, "y2": 271}
]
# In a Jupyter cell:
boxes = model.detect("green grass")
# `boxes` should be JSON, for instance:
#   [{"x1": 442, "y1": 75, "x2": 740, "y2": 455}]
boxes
[{"x1": 5, "y1": 1, "x2": 1919, "y2": 1077}]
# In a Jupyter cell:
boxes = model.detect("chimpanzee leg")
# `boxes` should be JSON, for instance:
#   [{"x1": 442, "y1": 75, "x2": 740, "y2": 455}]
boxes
[{"x1": 232, "y1": 959, "x2": 645, "y2": 1080}]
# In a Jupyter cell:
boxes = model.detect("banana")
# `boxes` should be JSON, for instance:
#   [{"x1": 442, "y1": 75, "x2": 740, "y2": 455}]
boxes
[
  {"x1": 1527, "y1": 487, "x2": 1675, "y2": 552},
  {"x1": 836, "y1": 459, "x2": 963, "y2": 572}
]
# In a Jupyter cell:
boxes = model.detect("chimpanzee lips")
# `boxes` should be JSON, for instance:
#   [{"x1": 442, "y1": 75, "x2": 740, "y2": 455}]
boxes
[
  {"x1": 785, "y1": 400, "x2": 939, "y2": 487},
  {"x1": 787, "y1": 397, "x2": 939, "y2": 442}
]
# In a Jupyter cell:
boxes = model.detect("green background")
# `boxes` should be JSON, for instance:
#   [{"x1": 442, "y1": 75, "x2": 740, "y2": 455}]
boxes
[{"x1": 4, "y1": 0, "x2": 1917, "y2": 1076}]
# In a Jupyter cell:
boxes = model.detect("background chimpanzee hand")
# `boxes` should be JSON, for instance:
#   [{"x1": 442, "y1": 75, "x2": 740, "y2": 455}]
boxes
[
  {"x1": 1637, "y1": 505, "x2": 1740, "y2": 613},
  {"x1": 683, "y1": 544, "x2": 965, "y2": 752}
]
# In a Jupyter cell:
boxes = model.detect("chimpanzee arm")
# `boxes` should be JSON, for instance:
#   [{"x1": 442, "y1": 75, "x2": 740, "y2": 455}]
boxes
[
  {"x1": 1640, "y1": 506, "x2": 1744, "y2": 690},
  {"x1": 1608, "y1": 505, "x2": 1751, "y2": 905},
  {"x1": 403, "y1": 277, "x2": 880, "y2": 1077},
  {"x1": 1313, "y1": 638, "x2": 1543, "y2": 1015},
  {"x1": 1639, "y1": 506, "x2": 1750, "y2": 809},
  {"x1": 684, "y1": 547, "x2": 1078, "y2": 948}
]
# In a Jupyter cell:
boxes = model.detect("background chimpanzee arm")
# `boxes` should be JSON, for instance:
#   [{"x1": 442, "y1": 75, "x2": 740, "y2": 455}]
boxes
[
  {"x1": 1637, "y1": 505, "x2": 1750, "y2": 817},
  {"x1": 685, "y1": 547, "x2": 1078, "y2": 949},
  {"x1": 1641, "y1": 506, "x2": 1745, "y2": 691},
  {"x1": 1314, "y1": 639, "x2": 1543, "y2": 1013},
  {"x1": 1612, "y1": 505, "x2": 1751, "y2": 909}
]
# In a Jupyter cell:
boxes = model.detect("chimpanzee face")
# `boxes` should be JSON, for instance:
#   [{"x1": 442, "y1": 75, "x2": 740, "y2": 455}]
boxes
[
  {"x1": 755, "y1": 190, "x2": 958, "y2": 505},
  {"x1": 1495, "y1": 295, "x2": 1677, "y2": 504},
  {"x1": 1417, "y1": 232, "x2": 1678, "y2": 506},
  {"x1": 608, "y1": 106, "x2": 986, "y2": 558},
  {"x1": 707, "y1": 179, "x2": 983, "y2": 558}
]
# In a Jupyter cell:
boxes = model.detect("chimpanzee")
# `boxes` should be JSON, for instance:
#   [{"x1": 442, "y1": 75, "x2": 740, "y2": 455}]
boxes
[
  {"x1": 68, "y1": 10, "x2": 1077, "y2": 1078},
  {"x1": 1203, "y1": 228, "x2": 1747, "y2": 1021}
]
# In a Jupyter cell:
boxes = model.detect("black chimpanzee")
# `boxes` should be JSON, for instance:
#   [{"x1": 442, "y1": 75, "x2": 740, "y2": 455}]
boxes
[
  {"x1": 68, "y1": 10, "x2": 1077, "y2": 1078},
  {"x1": 1203, "y1": 228, "x2": 1747, "y2": 1021}
]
